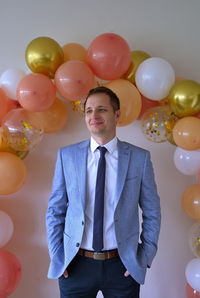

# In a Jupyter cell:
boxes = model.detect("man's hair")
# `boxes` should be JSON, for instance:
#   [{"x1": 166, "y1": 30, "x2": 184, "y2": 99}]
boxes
[{"x1": 84, "y1": 86, "x2": 120, "y2": 111}]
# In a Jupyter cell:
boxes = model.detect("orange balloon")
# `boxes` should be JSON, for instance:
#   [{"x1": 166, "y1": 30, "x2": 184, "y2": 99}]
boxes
[
  {"x1": 62, "y1": 43, "x2": 87, "y2": 62},
  {"x1": 105, "y1": 79, "x2": 141, "y2": 126},
  {"x1": 55, "y1": 60, "x2": 95, "y2": 101},
  {"x1": 182, "y1": 184, "x2": 200, "y2": 220},
  {"x1": 173, "y1": 117, "x2": 200, "y2": 150},
  {"x1": 33, "y1": 98, "x2": 68, "y2": 133},
  {"x1": 0, "y1": 88, "x2": 9, "y2": 124},
  {"x1": 0, "y1": 152, "x2": 27, "y2": 195},
  {"x1": 16, "y1": 73, "x2": 56, "y2": 112},
  {"x1": 0, "y1": 250, "x2": 22, "y2": 297},
  {"x1": 87, "y1": 33, "x2": 131, "y2": 80},
  {"x1": 138, "y1": 95, "x2": 159, "y2": 119}
]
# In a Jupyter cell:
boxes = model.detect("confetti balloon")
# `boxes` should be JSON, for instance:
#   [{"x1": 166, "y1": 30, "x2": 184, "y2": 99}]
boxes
[
  {"x1": 189, "y1": 222, "x2": 200, "y2": 257},
  {"x1": 141, "y1": 106, "x2": 178, "y2": 143},
  {"x1": 1, "y1": 108, "x2": 43, "y2": 151}
]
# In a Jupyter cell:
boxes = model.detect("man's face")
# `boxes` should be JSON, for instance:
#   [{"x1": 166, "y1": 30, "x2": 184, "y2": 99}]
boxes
[{"x1": 85, "y1": 93, "x2": 120, "y2": 140}]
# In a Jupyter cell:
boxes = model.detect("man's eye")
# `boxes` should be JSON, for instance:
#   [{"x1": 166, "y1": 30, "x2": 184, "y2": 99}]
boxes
[
  {"x1": 86, "y1": 110, "x2": 92, "y2": 114},
  {"x1": 99, "y1": 108, "x2": 106, "y2": 112}
]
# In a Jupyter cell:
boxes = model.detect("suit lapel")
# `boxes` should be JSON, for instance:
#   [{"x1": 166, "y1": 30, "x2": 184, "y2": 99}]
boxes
[
  {"x1": 115, "y1": 140, "x2": 131, "y2": 208},
  {"x1": 75, "y1": 139, "x2": 89, "y2": 209}
]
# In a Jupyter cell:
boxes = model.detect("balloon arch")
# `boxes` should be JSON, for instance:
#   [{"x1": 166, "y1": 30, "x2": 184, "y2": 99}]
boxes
[{"x1": 0, "y1": 33, "x2": 200, "y2": 297}]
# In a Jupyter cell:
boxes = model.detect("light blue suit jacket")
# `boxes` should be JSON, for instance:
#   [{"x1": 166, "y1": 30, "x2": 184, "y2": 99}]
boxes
[{"x1": 46, "y1": 139, "x2": 161, "y2": 284}]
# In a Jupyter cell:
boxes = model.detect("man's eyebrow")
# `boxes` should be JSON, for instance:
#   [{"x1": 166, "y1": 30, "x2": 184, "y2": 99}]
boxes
[{"x1": 85, "y1": 105, "x2": 108, "y2": 110}]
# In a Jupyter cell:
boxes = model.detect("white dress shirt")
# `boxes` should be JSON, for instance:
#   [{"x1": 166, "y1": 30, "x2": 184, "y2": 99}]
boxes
[{"x1": 81, "y1": 136, "x2": 118, "y2": 250}]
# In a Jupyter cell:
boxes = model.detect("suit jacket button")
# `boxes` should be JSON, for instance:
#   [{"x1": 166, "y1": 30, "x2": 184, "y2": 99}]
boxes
[
  {"x1": 76, "y1": 243, "x2": 80, "y2": 247},
  {"x1": 81, "y1": 221, "x2": 84, "y2": 225}
]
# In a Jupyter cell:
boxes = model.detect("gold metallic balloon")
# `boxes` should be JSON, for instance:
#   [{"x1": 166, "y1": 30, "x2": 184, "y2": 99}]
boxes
[
  {"x1": 25, "y1": 36, "x2": 64, "y2": 78},
  {"x1": 169, "y1": 80, "x2": 200, "y2": 117},
  {"x1": 123, "y1": 50, "x2": 150, "y2": 83}
]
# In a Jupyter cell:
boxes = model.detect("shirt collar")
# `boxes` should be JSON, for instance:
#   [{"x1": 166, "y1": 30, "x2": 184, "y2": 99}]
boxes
[{"x1": 90, "y1": 136, "x2": 118, "y2": 154}]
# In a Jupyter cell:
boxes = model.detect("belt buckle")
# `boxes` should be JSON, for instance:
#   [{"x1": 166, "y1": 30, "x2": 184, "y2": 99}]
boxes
[{"x1": 93, "y1": 252, "x2": 106, "y2": 260}]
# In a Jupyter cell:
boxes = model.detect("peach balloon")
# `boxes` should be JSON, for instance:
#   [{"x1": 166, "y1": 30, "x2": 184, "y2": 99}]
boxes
[
  {"x1": 105, "y1": 79, "x2": 141, "y2": 126},
  {"x1": 0, "y1": 88, "x2": 9, "y2": 124},
  {"x1": 16, "y1": 73, "x2": 56, "y2": 112},
  {"x1": 173, "y1": 117, "x2": 200, "y2": 150},
  {"x1": 182, "y1": 184, "x2": 200, "y2": 220},
  {"x1": 0, "y1": 152, "x2": 26, "y2": 195},
  {"x1": 33, "y1": 98, "x2": 68, "y2": 133},
  {"x1": 55, "y1": 60, "x2": 95, "y2": 101},
  {"x1": 87, "y1": 33, "x2": 131, "y2": 80},
  {"x1": 62, "y1": 43, "x2": 87, "y2": 62},
  {"x1": 0, "y1": 250, "x2": 22, "y2": 297}
]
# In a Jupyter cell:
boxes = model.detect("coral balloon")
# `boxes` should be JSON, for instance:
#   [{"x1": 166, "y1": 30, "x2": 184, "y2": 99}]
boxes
[
  {"x1": 25, "y1": 36, "x2": 64, "y2": 78},
  {"x1": 186, "y1": 258, "x2": 200, "y2": 292},
  {"x1": 141, "y1": 106, "x2": 178, "y2": 143},
  {"x1": 87, "y1": 33, "x2": 131, "y2": 80},
  {"x1": 33, "y1": 98, "x2": 68, "y2": 133},
  {"x1": 188, "y1": 222, "x2": 200, "y2": 258},
  {"x1": 0, "y1": 211, "x2": 14, "y2": 248},
  {"x1": 0, "y1": 88, "x2": 9, "y2": 124},
  {"x1": 105, "y1": 79, "x2": 141, "y2": 126},
  {"x1": 138, "y1": 95, "x2": 159, "y2": 119},
  {"x1": 17, "y1": 73, "x2": 56, "y2": 112},
  {"x1": 124, "y1": 50, "x2": 150, "y2": 84},
  {"x1": 182, "y1": 184, "x2": 200, "y2": 220},
  {"x1": 62, "y1": 43, "x2": 87, "y2": 62},
  {"x1": 135, "y1": 57, "x2": 175, "y2": 100},
  {"x1": 0, "y1": 68, "x2": 26, "y2": 99},
  {"x1": 174, "y1": 147, "x2": 200, "y2": 175},
  {"x1": 0, "y1": 250, "x2": 22, "y2": 297},
  {"x1": 0, "y1": 152, "x2": 27, "y2": 195},
  {"x1": 169, "y1": 80, "x2": 200, "y2": 117},
  {"x1": 1, "y1": 108, "x2": 43, "y2": 152},
  {"x1": 173, "y1": 117, "x2": 200, "y2": 150},
  {"x1": 55, "y1": 60, "x2": 95, "y2": 101},
  {"x1": 186, "y1": 283, "x2": 200, "y2": 298}
]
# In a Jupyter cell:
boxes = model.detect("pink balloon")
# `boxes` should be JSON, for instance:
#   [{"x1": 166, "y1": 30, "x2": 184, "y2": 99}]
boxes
[
  {"x1": 0, "y1": 250, "x2": 22, "y2": 297},
  {"x1": 87, "y1": 33, "x2": 131, "y2": 80},
  {"x1": 186, "y1": 283, "x2": 200, "y2": 298},
  {"x1": 16, "y1": 73, "x2": 56, "y2": 112},
  {"x1": 55, "y1": 60, "x2": 95, "y2": 101}
]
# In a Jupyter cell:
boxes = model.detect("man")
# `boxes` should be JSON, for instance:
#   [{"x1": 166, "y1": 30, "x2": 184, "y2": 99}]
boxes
[{"x1": 46, "y1": 86, "x2": 161, "y2": 298}]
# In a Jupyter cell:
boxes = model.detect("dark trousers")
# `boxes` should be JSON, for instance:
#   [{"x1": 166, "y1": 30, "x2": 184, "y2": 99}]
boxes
[{"x1": 58, "y1": 254, "x2": 140, "y2": 298}]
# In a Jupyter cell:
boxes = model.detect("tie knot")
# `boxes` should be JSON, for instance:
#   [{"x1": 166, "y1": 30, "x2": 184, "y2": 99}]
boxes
[{"x1": 98, "y1": 146, "x2": 107, "y2": 156}]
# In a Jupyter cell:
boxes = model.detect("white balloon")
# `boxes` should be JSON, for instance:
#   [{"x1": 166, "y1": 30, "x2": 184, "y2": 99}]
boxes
[
  {"x1": 135, "y1": 57, "x2": 175, "y2": 100},
  {"x1": 0, "y1": 68, "x2": 26, "y2": 99},
  {"x1": 185, "y1": 258, "x2": 200, "y2": 292},
  {"x1": 0, "y1": 210, "x2": 14, "y2": 247},
  {"x1": 174, "y1": 147, "x2": 200, "y2": 175}
]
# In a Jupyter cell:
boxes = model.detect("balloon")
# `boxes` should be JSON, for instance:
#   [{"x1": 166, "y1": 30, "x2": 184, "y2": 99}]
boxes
[
  {"x1": 135, "y1": 57, "x2": 175, "y2": 100},
  {"x1": 172, "y1": 117, "x2": 200, "y2": 150},
  {"x1": 124, "y1": 50, "x2": 151, "y2": 83},
  {"x1": 87, "y1": 33, "x2": 131, "y2": 80},
  {"x1": 186, "y1": 258, "x2": 200, "y2": 292},
  {"x1": 55, "y1": 60, "x2": 95, "y2": 101},
  {"x1": 174, "y1": 148, "x2": 200, "y2": 175},
  {"x1": 188, "y1": 222, "x2": 200, "y2": 258},
  {"x1": 197, "y1": 172, "x2": 200, "y2": 184},
  {"x1": 33, "y1": 98, "x2": 68, "y2": 133},
  {"x1": 62, "y1": 43, "x2": 87, "y2": 62},
  {"x1": 0, "y1": 211, "x2": 14, "y2": 248},
  {"x1": 186, "y1": 283, "x2": 200, "y2": 297},
  {"x1": 0, "y1": 250, "x2": 22, "y2": 297},
  {"x1": 0, "y1": 68, "x2": 26, "y2": 99},
  {"x1": 182, "y1": 184, "x2": 200, "y2": 220},
  {"x1": 141, "y1": 106, "x2": 178, "y2": 143},
  {"x1": 138, "y1": 95, "x2": 159, "y2": 119},
  {"x1": 16, "y1": 73, "x2": 56, "y2": 112},
  {"x1": 169, "y1": 80, "x2": 200, "y2": 117},
  {"x1": 0, "y1": 88, "x2": 9, "y2": 124},
  {"x1": 25, "y1": 36, "x2": 64, "y2": 78},
  {"x1": 105, "y1": 79, "x2": 141, "y2": 126},
  {"x1": 1, "y1": 108, "x2": 43, "y2": 152},
  {"x1": 0, "y1": 152, "x2": 27, "y2": 195}
]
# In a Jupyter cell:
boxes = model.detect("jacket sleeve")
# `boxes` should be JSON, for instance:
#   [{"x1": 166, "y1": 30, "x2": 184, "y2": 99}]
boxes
[{"x1": 46, "y1": 149, "x2": 68, "y2": 259}]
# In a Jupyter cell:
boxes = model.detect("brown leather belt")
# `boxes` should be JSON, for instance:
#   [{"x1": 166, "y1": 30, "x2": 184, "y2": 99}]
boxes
[{"x1": 78, "y1": 248, "x2": 118, "y2": 260}]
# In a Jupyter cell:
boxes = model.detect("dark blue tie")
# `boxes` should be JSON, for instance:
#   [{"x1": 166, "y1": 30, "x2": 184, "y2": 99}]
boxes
[{"x1": 92, "y1": 146, "x2": 107, "y2": 252}]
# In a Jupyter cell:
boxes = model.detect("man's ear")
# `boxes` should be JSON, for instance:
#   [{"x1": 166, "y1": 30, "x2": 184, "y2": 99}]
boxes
[{"x1": 115, "y1": 110, "x2": 121, "y2": 123}]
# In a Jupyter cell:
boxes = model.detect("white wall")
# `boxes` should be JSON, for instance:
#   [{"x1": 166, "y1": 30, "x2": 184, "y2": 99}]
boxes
[{"x1": 0, "y1": 0, "x2": 199, "y2": 297}]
